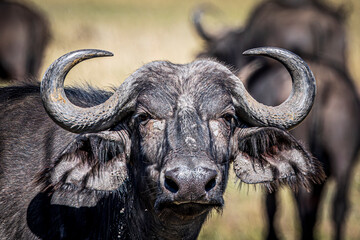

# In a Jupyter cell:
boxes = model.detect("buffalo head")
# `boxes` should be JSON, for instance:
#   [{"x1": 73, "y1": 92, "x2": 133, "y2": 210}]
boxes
[{"x1": 39, "y1": 47, "x2": 324, "y2": 238}]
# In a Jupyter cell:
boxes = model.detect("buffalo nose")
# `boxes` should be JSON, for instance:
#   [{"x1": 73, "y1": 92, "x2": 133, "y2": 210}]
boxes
[{"x1": 163, "y1": 167, "x2": 218, "y2": 197}]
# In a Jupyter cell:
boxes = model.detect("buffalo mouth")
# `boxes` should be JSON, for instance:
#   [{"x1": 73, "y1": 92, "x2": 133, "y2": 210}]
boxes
[
  {"x1": 155, "y1": 199, "x2": 223, "y2": 220},
  {"x1": 168, "y1": 203, "x2": 215, "y2": 218}
]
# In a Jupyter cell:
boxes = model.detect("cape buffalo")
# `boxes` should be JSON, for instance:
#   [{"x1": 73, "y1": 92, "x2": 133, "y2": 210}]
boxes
[
  {"x1": 0, "y1": 0, "x2": 50, "y2": 82},
  {"x1": 193, "y1": 0, "x2": 347, "y2": 72},
  {"x1": 0, "y1": 47, "x2": 324, "y2": 239},
  {"x1": 193, "y1": 0, "x2": 360, "y2": 239}
]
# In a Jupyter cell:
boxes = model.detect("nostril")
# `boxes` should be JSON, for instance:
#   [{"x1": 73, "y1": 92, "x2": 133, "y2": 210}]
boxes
[
  {"x1": 205, "y1": 177, "x2": 216, "y2": 192},
  {"x1": 164, "y1": 176, "x2": 179, "y2": 193}
]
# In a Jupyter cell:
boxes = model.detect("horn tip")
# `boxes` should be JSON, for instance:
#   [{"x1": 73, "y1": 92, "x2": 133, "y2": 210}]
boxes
[
  {"x1": 77, "y1": 49, "x2": 114, "y2": 58},
  {"x1": 94, "y1": 49, "x2": 114, "y2": 57},
  {"x1": 243, "y1": 48, "x2": 267, "y2": 56}
]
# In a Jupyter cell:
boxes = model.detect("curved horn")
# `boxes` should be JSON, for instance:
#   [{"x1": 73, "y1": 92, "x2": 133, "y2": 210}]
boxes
[
  {"x1": 41, "y1": 49, "x2": 138, "y2": 133},
  {"x1": 232, "y1": 47, "x2": 316, "y2": 130},
  {"x1": 192, "y1": 6, "x2": 214, "y2": 42}
]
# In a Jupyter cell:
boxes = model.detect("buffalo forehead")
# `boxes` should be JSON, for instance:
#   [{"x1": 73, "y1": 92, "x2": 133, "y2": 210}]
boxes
[{"x1": 137, "y1": 59, "x2": 234, "y2": 118}]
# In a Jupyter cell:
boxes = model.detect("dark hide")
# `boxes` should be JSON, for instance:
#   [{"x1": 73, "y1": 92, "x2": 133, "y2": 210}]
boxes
[
  {"x1": 195, "y1": 0, "x2": 347, "y2": 72},
  {"x1": 0, "y1": 1, "x2": 50, "y2": 82},
  {"x1": 0, "y1": 60, "x2": 324, "y2": 239}
]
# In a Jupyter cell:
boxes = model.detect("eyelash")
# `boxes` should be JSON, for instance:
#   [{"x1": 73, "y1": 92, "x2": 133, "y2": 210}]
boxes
[
  {"x1": 136, "y1": 113, "x2": 151, "y2": 125},
  {"x1": 221, "y1": 113, "x2": 236, "y2": 127},
  {"x1": 222, "y1": 113, "x2": 233, "y2": 122}
]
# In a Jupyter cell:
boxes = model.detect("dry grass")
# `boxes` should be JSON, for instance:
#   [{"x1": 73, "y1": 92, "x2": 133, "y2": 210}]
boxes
[
  {"x1": 30, "y1": 0, "x2": 263, "y2": 88},
  {"x1": 199, "y1": 166, "x2": 360, "y2": 240},
  {"x1": 28, "y1": 0, "x2": 360, "y2": 239}
]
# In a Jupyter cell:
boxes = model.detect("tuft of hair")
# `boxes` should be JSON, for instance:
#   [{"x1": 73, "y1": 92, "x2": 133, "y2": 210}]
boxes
[
  {"x1": 237, "y1": 127, "x2": 326, "y2": 193},
  {"x1": 36, "y1": 132, "x2": 129, "y2": 197}
]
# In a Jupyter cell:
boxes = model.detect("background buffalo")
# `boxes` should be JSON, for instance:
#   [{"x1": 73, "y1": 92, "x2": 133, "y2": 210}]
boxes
[{"x1": 0, "y1": 0, "x2": 50, "y2": 83}]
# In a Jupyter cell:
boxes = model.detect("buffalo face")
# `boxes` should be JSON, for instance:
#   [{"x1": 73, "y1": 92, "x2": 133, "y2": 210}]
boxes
[{"x1": 128, "y1": 64, "x2": 237, "y2": 221}]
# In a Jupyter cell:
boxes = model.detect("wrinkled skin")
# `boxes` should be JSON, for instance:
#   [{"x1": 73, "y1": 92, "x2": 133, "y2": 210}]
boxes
[
  {"x1": 0, "y1": 1, "x2": 50, "y2": 82},
  {"x1": 0, "y1": 59, "x2": 324, "y2": 239}
]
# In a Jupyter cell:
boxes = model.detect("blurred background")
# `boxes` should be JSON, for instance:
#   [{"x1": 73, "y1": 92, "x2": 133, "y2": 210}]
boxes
[{"x1": 2, "y1": 0, "x2": 360, "y2": 239}]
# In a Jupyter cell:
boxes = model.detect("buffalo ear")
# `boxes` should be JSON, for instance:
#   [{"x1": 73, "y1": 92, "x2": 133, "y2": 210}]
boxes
[
  {"x1": 233, "y1": 127, "x2": 325, "y2": 192},
  {"x1": 42, "y1": 131, "x2": 130, "y2": 208}
]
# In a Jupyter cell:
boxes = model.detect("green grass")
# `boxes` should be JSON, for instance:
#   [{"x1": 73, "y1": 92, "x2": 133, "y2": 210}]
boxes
[{"x1": 29, "y1": 0, "x2": 360, "y2": 238}]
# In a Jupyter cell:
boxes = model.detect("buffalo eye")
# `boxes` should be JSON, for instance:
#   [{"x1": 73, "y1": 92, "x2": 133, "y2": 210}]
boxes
[
  {"x1": 136, "y1": 113, "x2": 151, "y2": 126},
  {"x1": 220, "y1": 113, "x2": 236, "y2": 128}
]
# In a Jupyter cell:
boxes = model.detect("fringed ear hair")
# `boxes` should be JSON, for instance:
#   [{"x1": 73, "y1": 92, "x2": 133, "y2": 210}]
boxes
[
  {"x1": 37, "y1": 131, "x2": 130, "y2": 208},
  {"x1": 232, "y1": 127, "x2": 325, "y2": 192}
]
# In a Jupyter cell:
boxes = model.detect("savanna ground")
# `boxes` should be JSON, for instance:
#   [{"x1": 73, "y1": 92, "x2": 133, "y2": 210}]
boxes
[{"x1": 28, "y1": 0, "x2": 360, "y2": 239}]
